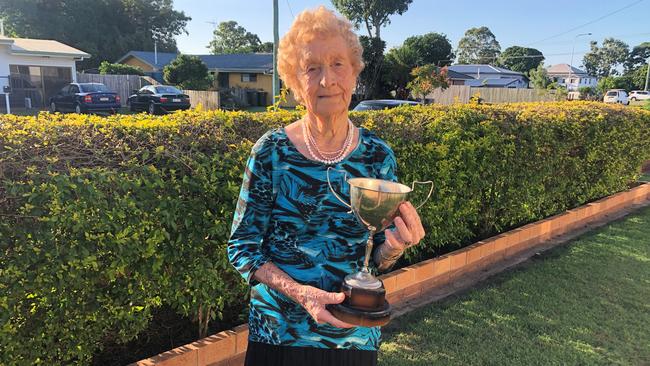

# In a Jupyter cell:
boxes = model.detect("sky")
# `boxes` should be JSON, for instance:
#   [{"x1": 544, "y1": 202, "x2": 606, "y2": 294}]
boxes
[{"x1": 173, "y1": 0, "x2": 650, "y2": 69}]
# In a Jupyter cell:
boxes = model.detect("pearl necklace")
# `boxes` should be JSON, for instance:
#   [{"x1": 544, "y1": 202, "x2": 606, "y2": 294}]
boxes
[{"x1": 302, "y1": 118, "x2": 355, "y2": 165}]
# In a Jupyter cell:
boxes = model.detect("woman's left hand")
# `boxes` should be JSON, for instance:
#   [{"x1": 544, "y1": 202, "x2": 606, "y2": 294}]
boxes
[{"x1": 385, "y1": 201, "x2": 426, "y2": 252}]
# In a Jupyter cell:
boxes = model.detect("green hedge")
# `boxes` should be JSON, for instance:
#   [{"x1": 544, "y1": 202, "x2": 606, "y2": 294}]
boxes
[{"x1": 1, "y1": 103, "x2": 649, "y2": 365}]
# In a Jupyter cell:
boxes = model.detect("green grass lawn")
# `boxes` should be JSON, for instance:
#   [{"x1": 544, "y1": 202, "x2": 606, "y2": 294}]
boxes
[{"x1": 380, "y1": 205, "x2": 650, "y2": 366}]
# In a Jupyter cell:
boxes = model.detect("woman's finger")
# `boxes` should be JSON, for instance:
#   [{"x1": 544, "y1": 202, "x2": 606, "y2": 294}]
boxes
[
  {"x1": 320, "y1": 291, "x2": 346, "y2": 305},
  {"x1": 319, "y1": 309, "x2": 356, "y2": 328},
  {"x1": 399, "y1": 203, "x2": 422, "y2": 243},
  {"x1": 393, "y1": 216, "x2": 413, "y2": 245},
  {"x1": 406, "y1": 201, "x2": 426, "y2": 242}
]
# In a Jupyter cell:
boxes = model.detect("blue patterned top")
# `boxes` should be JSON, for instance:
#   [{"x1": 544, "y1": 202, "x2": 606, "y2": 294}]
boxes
[{"x1": 228, "y1": 126, "x2": 397, "y2": 350}]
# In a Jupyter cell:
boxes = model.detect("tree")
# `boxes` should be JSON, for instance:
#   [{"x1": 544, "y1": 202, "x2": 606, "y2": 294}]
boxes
[
  {"x1": 256, "y1": 42, "x2": 274, "y2": 53},
  {"x1": 382, "y1": 33, "x2": 454, "y2": 99},
  {"x1": 402, "y1": 32, "x2": 455, "y2": 67},
  {"x1": 0, "y1": 0, "x2": 190, "y2": 69},
  {"x1": 406, "y1": 64, "x2": 449, "y2": 102},
  {"x1": 456, "y1": 26, "x2": 501, "y2": 64},
  {"x1": 207, "y1": 21, "x2": 267, "y2": 54},
  {"x1": 332, "y1": 0, "x2": 413, "y2": 99},
  {"x1": 331, "y1": 0, "x2": 413, "y2": 39},
  {"x1": 383, "y1": 44, "x2": 420, "y2": 99},
  {"x1": 497, "y1": 46, "x2": 544, "y2": 74},
  {"x1": 625, "y1": 42, "x2": 650, "y2": 73},
  {"x1": 582, "y1": 38, "x2": 629, "y2": 77},
  {"x1": 98, "y1": 61, "x2": 144, "y2": 76},
  {"x1": 529, "y1": 63, "x2": 551, "y2": 89},
  {"x1": 163, "y1": 55, "x2": 212, "y2": 90}
]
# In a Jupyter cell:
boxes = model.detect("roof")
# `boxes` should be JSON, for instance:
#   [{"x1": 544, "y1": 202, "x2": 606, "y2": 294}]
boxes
[
  {"x1": 116, "y1": 51, "x2": 274, "y2": 72},
  {"x1": 448, "y1": 64, "x2": 525, "y2": 77},
  {"x1": 0, "y1": 36, "x2": 90, "y2": 58},
  {"x1": 446, "y1": 70, "x2": 473, "y2": 80},
  {"x1": 465, "y1": 78, "x2": 521, "y2": 87},
  {"x1": 546, "y1": 63, "x2": 592, "y2": 76}
]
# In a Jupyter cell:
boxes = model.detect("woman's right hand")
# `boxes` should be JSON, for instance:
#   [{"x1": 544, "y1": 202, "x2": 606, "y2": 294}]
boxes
[{"x1": 295, "y1": 285, "x2": 356, "y2": 328}]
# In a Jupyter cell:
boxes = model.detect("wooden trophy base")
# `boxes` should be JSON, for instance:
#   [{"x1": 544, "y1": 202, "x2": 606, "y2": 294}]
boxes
[{"x1": 327, "y1": 301, "x2": 391, "y2": 327}]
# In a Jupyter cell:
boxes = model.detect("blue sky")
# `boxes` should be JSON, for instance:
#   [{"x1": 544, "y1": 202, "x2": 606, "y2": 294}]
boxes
[{"x1": 173, "y1": 0, "x2": 650, "y2": 69}]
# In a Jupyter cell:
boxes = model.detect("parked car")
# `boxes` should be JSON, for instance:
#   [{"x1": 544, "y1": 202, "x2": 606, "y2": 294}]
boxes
[
  {"x1": 603, "y1": 89, "x2": 629, "y2": 105},
  {"x1": 629, "y1": 90, "x2": 650, "y2": 102},
  {"x1": 352, "y1": 99, "x2": 420, "y2": 111},
  {"x1": 49, "y1": 83, "x2": 121, "y2": 114},
  {"x1": 127, "y1": 85, "x2": 191, "y2": 114}
]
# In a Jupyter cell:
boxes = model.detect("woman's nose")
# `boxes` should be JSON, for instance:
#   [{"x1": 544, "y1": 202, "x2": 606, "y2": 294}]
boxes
[{"x1": 319, "y1": 66, "x2": 336, "y2": 87}]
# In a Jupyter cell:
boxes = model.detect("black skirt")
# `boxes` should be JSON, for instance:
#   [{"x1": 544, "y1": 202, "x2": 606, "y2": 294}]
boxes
[{"x1": 244, "y1": 341, "x2": 378, "y2": 366}]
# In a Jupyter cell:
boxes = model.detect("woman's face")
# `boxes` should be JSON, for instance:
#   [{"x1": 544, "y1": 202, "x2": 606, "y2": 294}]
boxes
[{"x1": 296, "y1": 35, "x2": 357, "y2": 118}]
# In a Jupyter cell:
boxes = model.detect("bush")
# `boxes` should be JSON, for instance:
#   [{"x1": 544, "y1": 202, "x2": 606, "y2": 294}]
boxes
[
  {"x1": 1, "y1": 103, "x2": 649, "y2": 364},
  {"x1": 163, "y1": 55, "x2": 212, "y2": 90},
  {"x1": 98, "y1": 61, "x2": 144, "y2": 76}
]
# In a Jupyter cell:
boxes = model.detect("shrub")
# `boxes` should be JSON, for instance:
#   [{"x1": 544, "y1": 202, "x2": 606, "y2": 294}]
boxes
[
  {"x1": 163, "y1": 55, "x2": 213, "y2": 90},
  {"x1": 98, "y1": 61, "x2": 145, "y2": 76},
  {"x1": 1, "y1": 103, "x2": 649, "y2": 364}
]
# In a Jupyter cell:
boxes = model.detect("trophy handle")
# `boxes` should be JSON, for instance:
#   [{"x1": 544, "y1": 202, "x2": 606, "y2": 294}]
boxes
[
  {"x1": 410, "y1": 181, "x2": 434, "y2": 210},
  {"x1": 326, "y1": 167, "x2": 352, "y2": 210}
]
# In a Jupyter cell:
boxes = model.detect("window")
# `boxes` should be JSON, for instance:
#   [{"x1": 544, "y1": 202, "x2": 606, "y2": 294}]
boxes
[{"x1": 241, "y1": 73, "x2": 257, "y2": 82}]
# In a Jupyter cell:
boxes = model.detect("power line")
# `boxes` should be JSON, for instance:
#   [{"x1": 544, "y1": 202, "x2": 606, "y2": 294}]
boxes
[
  {"x1": 285, "y1": 0, "x2": 294, "y2": 17},
  {"x1": 525, "y1": 0, "x2": 646, "y2": 46}
]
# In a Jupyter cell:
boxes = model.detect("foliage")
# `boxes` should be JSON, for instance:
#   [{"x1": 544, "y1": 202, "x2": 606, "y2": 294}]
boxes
[
  {"x1": 163, "y1": 55, "x2": 212, "y2": 90},
  {"x1": 406, "y1": 65, "x2": 449, "y2": 102},
  {"x1": 456, "y1": 26, "x2": 501, "y2": 64},
  {"x1": 0, "y1": 0, "x2": 190, "y2": 69},
  {"x1": 383, "y1": 33, "x2": 454, "y2": 99},
  {"x1": 358, "y1": 35, "x2": 388, "y2": 99},
  {"x1": 624, "y1": 42, "x2": 650, "y2": 72},
  {"x1": 207, "y1": 21, "x2": 269, "y2": 54},
  {"x1": 577, "y1": 86, "x2": 597, "y2": 100},
  {"x1": 1, "y1": 103, "x2": 649, "y2": 364},
  {"x1": 402, "y1": 33, "x2": 455, "y2": 67},
  {"x1": 582, "y1": 38, "x2": 629, "y2": 77},
  {"x1": 497, "y1": 46, "x2": 544, "y2": 74},
  {"x1": 98, "y1": 61, "x2": 144, "y2": 76},
  {"x1": 529, "y1": 63, "x2": 551, "y2": 89},
  {"x1": 332, "y1": 0, "x2": 413, "y2": 99},
  {"x1": 331, "y1": 0, "x2": 413, "y2": 39},
  {"x1": 383, "y1": 44, "x2": 420, "y2": 99}
]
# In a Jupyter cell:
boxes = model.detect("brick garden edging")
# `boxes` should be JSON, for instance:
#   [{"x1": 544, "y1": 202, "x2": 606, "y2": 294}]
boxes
[{"x1": 130, "y1": 183, "x2": 650, "y2": 366}]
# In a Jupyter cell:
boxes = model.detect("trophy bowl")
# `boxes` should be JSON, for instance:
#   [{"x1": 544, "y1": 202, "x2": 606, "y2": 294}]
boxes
[{"x1": 326, "y1": 169, "x2": 433, "y2": 327}]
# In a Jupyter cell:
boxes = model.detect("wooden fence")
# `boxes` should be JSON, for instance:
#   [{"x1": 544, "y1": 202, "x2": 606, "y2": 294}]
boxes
[
  {"x1": 182, "y1": 90, "x2": 220, "y2": 110},
  {"x1": 76, "y1": 73, "x2": 153, "y2": 106},
  {"x1": 426, "y1": 85, "x2": 562, "y2": 105}
]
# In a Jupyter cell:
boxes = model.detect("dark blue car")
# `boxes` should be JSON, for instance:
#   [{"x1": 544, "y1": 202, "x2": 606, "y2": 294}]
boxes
[{"x1": 49, "y1": 83, "x2": 121, "y2": 114}]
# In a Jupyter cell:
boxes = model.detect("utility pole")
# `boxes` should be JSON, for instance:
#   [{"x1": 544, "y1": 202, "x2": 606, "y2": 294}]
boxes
[
  {"x1": 643, "y1": 57, "x2": 650, "y2": 91},
  {"x1": 569, "y1": 32, "x2": 591, "y2": 91},
  {"x1": 273, "y1": 0, "x2": 280, "y2": 102}
]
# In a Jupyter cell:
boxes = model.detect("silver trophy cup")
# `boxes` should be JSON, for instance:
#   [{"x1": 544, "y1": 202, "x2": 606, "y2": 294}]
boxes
[{"x1": 326, "y1": 167, "x2": 433, "y2": 327}]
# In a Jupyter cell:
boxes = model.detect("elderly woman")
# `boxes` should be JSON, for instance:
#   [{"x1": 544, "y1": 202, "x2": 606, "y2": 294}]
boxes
[{"x1": 227, "y1": 6, "x2": 425, "y2": 366}]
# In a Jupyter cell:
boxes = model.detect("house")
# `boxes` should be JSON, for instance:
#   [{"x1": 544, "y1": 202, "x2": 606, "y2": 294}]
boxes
[
  {"x1": 546, "y1": 64, "x2": 597, "y2": 91},
  {"x1": 448, "y1": 64, "x2": 529, "y2": 88},
  {"x1": 116, "y1": 51, "x2": 276, "y2": 105},
  {"x1": 0, "y1": 36, "x2": 90, "y2": 111},
  {"x1": 446, "y1": 69, "x2": 474, "y2": 86}
]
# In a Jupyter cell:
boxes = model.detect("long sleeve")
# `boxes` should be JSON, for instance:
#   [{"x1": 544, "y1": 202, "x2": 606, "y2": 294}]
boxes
[{"x1": 228, "y1": 132, "x2": 276, "y2": 285}]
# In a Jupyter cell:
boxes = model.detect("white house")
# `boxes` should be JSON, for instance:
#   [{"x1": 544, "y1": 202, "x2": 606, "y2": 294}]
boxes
[
  {"x1": 546, "y1": 64, "x2": 597, "y2": 91},
  {"x1": 447, "y1": 64, "x2": 529, "y2": 88},
  {"x1": 0, "y1": 36, "x2": 90, "y2": 112}
]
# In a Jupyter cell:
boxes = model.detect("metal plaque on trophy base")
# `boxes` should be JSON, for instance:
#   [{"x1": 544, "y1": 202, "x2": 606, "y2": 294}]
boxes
[{"x1": 326, "y1": 168, "x2": 433, "y2": 327}]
